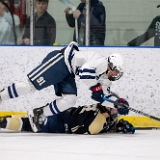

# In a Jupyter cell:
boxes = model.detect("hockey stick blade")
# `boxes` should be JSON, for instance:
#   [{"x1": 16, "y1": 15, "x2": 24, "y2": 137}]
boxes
[
  {"x1": 103, "y1": 96, "x2": 160, "y2": 122},
  {"x1": 59, "y1": 0, "x2": 75, "y2": 10}
]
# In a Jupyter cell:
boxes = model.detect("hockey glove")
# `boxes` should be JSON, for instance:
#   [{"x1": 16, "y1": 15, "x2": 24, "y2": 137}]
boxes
[
  {"x1": 90, "y1": 83, "x2": 104, "y2": 104},
  {"x1": 116, "y1": 119, "x2": 135, "y2": 134},
  {"x1": 97, "y1": 103, "x2": 108, "y2": 113},
  {"x1": 115, "y1": 98, "x2": 129, "y2": 115}
]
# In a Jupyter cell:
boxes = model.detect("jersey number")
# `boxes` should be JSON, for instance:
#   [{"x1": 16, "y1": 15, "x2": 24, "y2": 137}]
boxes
[{"x1": 37, "y1": 77, "x2": 46, "y2": 86}]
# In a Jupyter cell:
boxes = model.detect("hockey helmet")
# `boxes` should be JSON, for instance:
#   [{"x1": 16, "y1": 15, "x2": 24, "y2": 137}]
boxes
[{"x1": 108, "y1": 53, "x2": 125, "y2": 81}]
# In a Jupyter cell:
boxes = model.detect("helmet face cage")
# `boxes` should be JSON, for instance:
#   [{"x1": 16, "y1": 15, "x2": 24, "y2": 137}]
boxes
[{"x1": 108, "y1": 72, "x2": 123, "y2": 81}]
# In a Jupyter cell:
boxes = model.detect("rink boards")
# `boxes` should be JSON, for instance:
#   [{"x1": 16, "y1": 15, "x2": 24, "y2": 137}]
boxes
[
  {"x1": 1, "y1": 46, "x2": 160, "y2": 128},
  {"x1": 0, "y1": 111, "x2": 160, "y2": 128}
]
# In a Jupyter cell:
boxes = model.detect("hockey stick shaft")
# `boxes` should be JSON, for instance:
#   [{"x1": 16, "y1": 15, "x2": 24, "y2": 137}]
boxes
[
  {"x1": 59, "y1": 0, "x2": 78, "y2": 42},
  {"x1": 75, "y1": 19, "x2": 78, "y2": 42},
  {"x1": 103, "y1": 96, "x2": 160, "y2": 122}
]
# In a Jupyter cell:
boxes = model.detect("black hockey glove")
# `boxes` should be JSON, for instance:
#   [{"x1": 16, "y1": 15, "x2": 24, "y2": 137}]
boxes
[
  {"x1": 90, "y1": 83, "x2": 104, "y2": 104},
  {"x1": 116, "y1": 119, "x2": 135, "y2": 134},
  {"x1": 97, "y1": 103, "x2": 108, "y2": 113}
]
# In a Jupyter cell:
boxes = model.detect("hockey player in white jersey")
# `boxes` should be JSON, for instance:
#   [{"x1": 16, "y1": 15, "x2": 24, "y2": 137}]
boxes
[{"x1": 0, "y1": 41, "x2": 125, "y2": 118}]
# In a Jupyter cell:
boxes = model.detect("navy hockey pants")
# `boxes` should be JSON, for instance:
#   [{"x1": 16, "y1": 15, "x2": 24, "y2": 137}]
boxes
[{"x1": 27, "y1": 50, "x2": 77, "y2": 95}]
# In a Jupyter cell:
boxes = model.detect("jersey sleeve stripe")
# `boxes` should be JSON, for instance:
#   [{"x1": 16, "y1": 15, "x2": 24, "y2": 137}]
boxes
[
  {"x1": 49, "y1": 100, "x2": 61, "y2": 115},
  {"x1": 79, "y1": 75, "x2": 96, "y2": 79},
  {"x1": 8, "y1": 86, "x2": 13, "y2": 98},
  {"x1": 79, "y1": 68, "x2": 96, "y2": 73},
  {"x1": 12, "y1": 83, "x2": 18, "y2": 97}
]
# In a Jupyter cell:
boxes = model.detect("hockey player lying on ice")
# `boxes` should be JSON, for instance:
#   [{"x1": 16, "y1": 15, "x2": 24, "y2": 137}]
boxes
[{"x1": 0, "y1": 97, "x2": 135, "y2": 135}]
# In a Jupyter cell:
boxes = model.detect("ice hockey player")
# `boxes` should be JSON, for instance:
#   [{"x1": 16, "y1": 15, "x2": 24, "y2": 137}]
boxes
[
  {"x1": 0, "y1": 97, "x2": 135, "y2": 135},
  {"x1": 0, "y1": 41, "x2": 125, "y2": 119}
]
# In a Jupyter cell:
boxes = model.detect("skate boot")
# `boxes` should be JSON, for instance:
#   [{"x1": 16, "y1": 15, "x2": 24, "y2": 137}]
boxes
[
  {"x1": 0, "y1": 96, "x2": 2, "y2": 105},
  {"x1": 28, "y1": 105, "x2": 47, "y2": 132},
  {"x1": 0, "y1": 117, "x2": 7, "y2": 129}
]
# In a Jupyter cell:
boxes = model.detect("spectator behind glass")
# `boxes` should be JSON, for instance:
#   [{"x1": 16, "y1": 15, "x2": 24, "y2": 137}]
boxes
[
  {"x1": 128, "y1": 4, "x2": 160, "y2": 46},
  {"x1": 64, "y1": 0, "x2": 106, "y2": 46},
  {"x1": 0, "y1": 0, "x2": 20, "y2": 44},
  {"x1": 19, "y1": 0, "x2": 56, "y2": 45}
]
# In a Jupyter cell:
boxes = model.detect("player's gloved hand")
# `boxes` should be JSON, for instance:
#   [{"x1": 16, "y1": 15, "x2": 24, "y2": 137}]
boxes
[
  {"x1": 117, "y1": 108, "x2": 129, "y2": 115},
  {"x1": 90, "y1": 83, "x2": 104, "y2": 104},
  {"x1": 97, "y1": 103, "x2": 108, "y2": 113},
  {"x1": 115, "y1": 98, "x2": 129, "y2": 115},
  {"x1": 116, "y1": 119, "x2": 135, "y2": 134}
]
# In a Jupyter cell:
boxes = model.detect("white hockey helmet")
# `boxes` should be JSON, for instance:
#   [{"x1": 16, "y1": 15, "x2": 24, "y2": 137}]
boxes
[{"x1": 107, "y1": 53, "x2": 125, "y2": 81}]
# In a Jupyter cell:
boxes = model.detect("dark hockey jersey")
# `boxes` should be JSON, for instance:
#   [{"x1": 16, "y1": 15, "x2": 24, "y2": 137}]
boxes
[
  {"x1": 128, "y1": 15, "x2": 160, "y2": 46},
  {"x1": 0, "y1": 105, "x2": 118, "y2": 134},
  {"x1": 67, "y1": 105, "x2": 115, "y2": 134}
]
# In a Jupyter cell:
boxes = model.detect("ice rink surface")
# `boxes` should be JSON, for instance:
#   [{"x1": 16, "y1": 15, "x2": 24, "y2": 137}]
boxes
[{"x1": 0, "y1": 130, "x2": 160, "y2": 160}]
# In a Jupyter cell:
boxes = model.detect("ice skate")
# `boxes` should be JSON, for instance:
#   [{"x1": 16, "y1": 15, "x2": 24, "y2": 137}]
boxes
[
  {"x1": 28, "y1": 106, "x2": 46, "y2": 132},
  {"x1": 0, "y1": 117, "x2": 7, "y2": 129},
  {"x1": 0, "y1": 96, "x2": 2, "y2": 105}
]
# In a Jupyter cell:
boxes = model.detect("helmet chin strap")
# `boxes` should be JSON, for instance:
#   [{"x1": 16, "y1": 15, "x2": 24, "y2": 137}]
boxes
[
  {"x1": 106, "y1": 64, "x2": 112, "y2": 74},
  {"x1": 108, "y1": 76, "x2": 116, "y2": 81},
  {"x1": 106, "y1": 68, "x2": 121, "y2": 81},
  {"x1": 106, "y1": 69, "x2": 109, "y2": 74}
]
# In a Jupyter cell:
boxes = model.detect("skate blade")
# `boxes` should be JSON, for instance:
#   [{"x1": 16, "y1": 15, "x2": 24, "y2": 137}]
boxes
[{"x1": 27, "y1": 110, "x2": 38, "y2": 132}]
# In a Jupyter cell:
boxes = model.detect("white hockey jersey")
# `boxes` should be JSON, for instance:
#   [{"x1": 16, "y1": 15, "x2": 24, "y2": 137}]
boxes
[{"x1": 64, "y1": 43, "x2": 112, "y2": 96}]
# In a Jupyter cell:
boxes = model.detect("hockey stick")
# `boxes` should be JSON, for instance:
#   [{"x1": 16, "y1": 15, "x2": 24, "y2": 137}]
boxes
[
  {"x1": 59, "y1": 0, "x2": 78, "y2": 42},
  {"x1": 103, "y1": 96, "x2": 160, "y2": 122},
  {"x1": 59, "y1": 0, "x2": 75, "y2": 10}
]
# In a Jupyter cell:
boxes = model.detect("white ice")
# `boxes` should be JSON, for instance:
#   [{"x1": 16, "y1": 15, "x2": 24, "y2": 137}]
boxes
[{"x1": 0, "y1": 130, "x2": 160, "y2": 160}]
